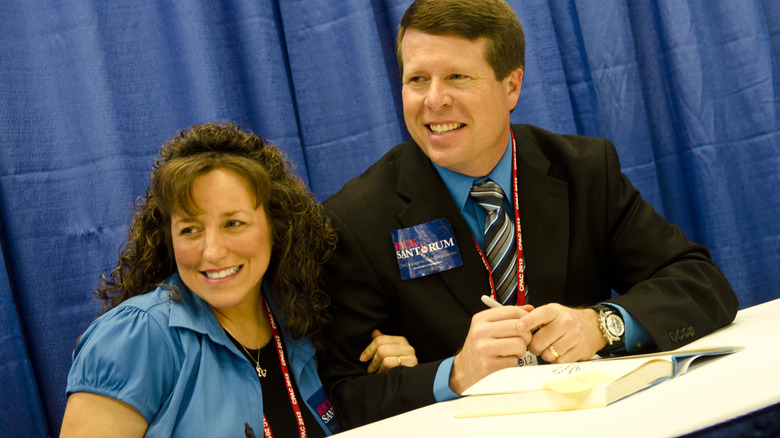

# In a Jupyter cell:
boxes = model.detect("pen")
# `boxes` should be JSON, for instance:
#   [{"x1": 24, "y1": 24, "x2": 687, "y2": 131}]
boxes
[{"x1": 481, "y1": 295, "x2": 502, "y2": 308}]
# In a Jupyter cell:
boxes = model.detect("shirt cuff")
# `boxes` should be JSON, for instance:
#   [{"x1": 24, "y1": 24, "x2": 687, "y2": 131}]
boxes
[
  {"x1": 606, "y1": 302, "x2": 654, "y2": 352},
  {"x1": 433, "y1": 356, "x2": 460, "y2": 402}
]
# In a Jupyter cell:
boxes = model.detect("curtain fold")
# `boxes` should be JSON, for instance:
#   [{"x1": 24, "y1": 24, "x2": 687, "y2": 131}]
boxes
[
  {"x1": 0, "y1": 247, "x2": 48, "y2": 436},
  {"x1": 1, "y1": 1, "x2": 778, "y2": 436},
  {"x1": 278, "y1": 0, "x2": 410, "y2": 197}
]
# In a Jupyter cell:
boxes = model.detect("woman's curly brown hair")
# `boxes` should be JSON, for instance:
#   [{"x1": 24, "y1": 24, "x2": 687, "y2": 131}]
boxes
[{"x1": 96, "y1": 122, "x2": 337, "y2": 347}]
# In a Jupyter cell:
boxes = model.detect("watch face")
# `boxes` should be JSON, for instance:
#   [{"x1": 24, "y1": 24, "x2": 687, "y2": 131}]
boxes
[{"x1": 605, "y1": 314, "x2": 625, "y2": 337}]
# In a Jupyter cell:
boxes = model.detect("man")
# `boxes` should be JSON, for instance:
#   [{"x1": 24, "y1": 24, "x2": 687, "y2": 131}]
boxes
[{"x1": 320, "y1": 0, "x2": 738, "y2": 429}]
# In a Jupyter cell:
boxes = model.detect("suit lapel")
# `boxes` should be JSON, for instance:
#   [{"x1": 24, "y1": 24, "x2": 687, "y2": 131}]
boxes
[
  {"x1": 395, "y1": 142, "x2": 492, "y2": 316},
  {"x1": 512, "y1": 126, "x2": 569, "y2": 306}
]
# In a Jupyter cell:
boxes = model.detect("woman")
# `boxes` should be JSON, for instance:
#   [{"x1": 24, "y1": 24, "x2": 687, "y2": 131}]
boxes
[{"x1": 61, "y1": 123, "x2": 416, "y2": 437}]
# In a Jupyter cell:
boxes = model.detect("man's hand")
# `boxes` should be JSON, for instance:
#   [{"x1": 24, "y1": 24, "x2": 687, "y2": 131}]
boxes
[
  {"x1": 359, "y1": 329, "x2": 419, "y2": 373},
  {"x1": 519, "y1": 304, "x2": 606, "y2": 363},
  {"x1": 449, "y1": 304, "x2": 534, "y2": 394}
]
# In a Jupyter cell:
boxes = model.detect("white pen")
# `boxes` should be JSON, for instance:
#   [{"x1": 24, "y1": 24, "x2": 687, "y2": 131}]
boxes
[{"x1": 481, "y1": 295, "x2": 502, "y2": 308}]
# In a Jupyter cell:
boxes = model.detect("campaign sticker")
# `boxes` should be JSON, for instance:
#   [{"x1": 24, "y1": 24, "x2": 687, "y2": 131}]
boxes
[
  {"x1": 306, "y1": 387, "x2": 340, "y2": 434},
  {"x1": 391, "y1": 218, "x2": 463, "y2": 280}
]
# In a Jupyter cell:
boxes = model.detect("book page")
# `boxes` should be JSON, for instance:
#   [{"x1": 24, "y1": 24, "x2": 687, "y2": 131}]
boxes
[
  {"x1": 463, "y1": 346, "x2": 741, "y2": 396},
  {"x1": 543, "y1": 369, "x2": 616, "y2": 394},
  {"x1": 463, "y1": 357, "x2": 670, "y2": 396}
]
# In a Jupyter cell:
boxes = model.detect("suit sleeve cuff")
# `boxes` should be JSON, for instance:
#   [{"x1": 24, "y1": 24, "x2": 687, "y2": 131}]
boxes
[
  {"x1": 433, "y1": 356, "x2": 460, "y2": 402},
  {"x1": 606, "y1": 302, "x2": 654, "y2": 352}
]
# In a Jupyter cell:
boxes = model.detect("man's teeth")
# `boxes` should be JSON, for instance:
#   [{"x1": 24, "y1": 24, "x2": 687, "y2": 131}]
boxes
[
  {"x1": 429, "y1": 123, "x2": 462, "y2": 134},
  {"x1": 205, "y1": 266, "x2": 240, "y2": 279}
]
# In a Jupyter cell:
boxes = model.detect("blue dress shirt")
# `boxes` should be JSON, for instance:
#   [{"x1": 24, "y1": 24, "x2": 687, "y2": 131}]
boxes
[{"x1": 66, "y1": 273, "x2": 340, "y2": 436}]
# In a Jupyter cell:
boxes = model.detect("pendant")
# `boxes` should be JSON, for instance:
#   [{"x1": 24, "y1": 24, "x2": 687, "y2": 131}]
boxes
[{"x1": 256, "y1": 363, "x2": 267, "y2": 378}]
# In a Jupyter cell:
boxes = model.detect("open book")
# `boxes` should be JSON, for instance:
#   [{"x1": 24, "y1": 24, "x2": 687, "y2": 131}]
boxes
[{"x1": 457, "y1": 346, "x2": 741, "y2": 418}]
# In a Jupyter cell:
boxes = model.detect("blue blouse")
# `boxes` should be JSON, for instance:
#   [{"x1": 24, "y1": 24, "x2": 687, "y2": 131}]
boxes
[{"x1": 66, "y1": 273, "x2": 339, "y2": 437}]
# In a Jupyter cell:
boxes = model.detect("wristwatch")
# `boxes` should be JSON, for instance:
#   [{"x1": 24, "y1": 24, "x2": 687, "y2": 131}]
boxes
[{"x1": 591, "y1": 304, "x2": 625, "y2": 353}]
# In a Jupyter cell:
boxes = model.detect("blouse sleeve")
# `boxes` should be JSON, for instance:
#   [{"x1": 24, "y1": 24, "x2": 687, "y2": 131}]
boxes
[{"x1": 66, "y1": 305, "x2": 177, "y2": 422}]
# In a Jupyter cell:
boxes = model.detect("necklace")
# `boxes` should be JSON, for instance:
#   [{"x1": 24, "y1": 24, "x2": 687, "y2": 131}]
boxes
[
  {"x1": 240, "y1": 343, "x2": 267, "y2": 378},
  {"x1": 223, "y1": 327, "x2": 267, "y2": 378}
]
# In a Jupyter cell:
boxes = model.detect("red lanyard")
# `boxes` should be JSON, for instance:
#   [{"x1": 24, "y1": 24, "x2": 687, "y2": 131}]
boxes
[
  {"x1": 262, "y1": 297, "x2": 308, "y2": 438},
  {"x1": 472, "y1": 131, "x2": 526, "y2": 305}
]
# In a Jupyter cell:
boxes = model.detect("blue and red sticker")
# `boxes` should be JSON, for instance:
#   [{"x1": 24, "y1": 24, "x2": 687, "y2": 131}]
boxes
[{"x1": 392, "y1": 218, "x2": 463, "y2": 280}]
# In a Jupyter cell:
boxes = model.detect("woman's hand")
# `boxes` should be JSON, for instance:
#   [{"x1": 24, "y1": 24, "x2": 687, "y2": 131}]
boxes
[{"x1": 359, "y1": 329, "x2": 418, "y2": 373}]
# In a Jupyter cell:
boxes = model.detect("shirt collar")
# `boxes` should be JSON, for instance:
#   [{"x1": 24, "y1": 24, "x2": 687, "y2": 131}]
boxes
[
  {"x1": 166, "y1": 273, "x2": 222, "y2": 337},
  {"x1": 432, "y1": 134, "x2": 514, "y2": 210},
  {"x1": 165, "y1": 273, "x2": 315, "y2": 361}
]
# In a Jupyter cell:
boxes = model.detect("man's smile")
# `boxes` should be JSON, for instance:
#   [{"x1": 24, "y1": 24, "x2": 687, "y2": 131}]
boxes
[{"x1": 428, "y1": 122, "x2": 464, "y2": 134}]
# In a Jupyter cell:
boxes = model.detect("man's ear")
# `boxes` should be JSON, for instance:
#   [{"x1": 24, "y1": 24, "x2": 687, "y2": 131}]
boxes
[{"x1": 506, "y1": 68, "x2": 524, "y2": 111}]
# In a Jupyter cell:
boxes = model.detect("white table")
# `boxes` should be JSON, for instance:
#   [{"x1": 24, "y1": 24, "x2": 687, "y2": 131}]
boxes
[{"x1": 336, "y1": 298, "x2": 780, "y2": 437}]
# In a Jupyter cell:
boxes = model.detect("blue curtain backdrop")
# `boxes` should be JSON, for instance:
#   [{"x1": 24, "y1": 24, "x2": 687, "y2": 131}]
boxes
[{"x1": 1, "y1": 0, "x2": 778, "y2": 436}]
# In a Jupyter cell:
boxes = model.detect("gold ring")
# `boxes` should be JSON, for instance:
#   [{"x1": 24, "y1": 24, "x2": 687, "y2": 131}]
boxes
[
  {"x1": 397, "y1": 356, "x2": 402, "y2": 366},
  {"x1": 548, "y1": 345, "x2": 560, "y2": 359}
]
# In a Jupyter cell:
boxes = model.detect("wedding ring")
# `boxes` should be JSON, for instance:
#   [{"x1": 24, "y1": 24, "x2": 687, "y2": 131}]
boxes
[
  {"x1": 548, "y1": 345, "x2": 560, "y2": 359},
  {"x1": 397, "y1": 356, "x2": 402, "y2": 366}
]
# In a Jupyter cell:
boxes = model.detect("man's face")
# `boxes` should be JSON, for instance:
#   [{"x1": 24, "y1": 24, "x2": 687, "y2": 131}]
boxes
[{"x1": 400, "y1": 29, "x2": 523, "y2": 177}]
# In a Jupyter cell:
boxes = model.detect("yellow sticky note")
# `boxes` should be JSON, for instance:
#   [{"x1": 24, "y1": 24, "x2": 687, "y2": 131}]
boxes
[{"x1": 543, "y1": 370, "x2": 615, "y2": 394}]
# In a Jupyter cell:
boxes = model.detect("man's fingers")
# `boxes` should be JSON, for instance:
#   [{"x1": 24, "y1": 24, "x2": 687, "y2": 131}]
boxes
[
  {"x1": 517, "y1": 304, "x2": 559, "y2": 332},
  {"x1": 477, "y1": 305, "x2": 534, "y2": 322}
]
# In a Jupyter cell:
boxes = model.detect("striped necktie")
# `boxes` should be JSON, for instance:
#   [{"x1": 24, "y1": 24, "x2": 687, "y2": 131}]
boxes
[{"x1": 469, "y1": 179, "x2": 518, "y2": 305}]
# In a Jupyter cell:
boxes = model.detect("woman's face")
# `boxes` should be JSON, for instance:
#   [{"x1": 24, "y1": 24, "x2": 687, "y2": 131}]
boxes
[{"x1": 170, "y1": 168, "x2": 273, "y2": 313}]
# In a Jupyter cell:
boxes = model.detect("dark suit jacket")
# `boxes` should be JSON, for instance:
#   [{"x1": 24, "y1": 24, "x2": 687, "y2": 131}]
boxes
[{"x1": 320, "y1": 124, "x2": 738, "y2": 429}]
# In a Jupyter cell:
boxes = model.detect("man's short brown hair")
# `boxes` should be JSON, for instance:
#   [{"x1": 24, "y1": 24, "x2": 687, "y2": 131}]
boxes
[{"x1": 396, "y1": 0, "x2": 525, "y2": 80}]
